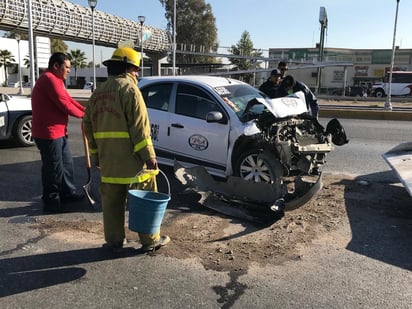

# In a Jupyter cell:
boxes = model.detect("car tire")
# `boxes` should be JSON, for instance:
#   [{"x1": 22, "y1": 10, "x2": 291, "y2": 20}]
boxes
[
  {"x1": 234, "y1": 149, "x2": 283, "y2": 184},
  {"x1": 374, "y1": 89, "x2": 385, "y2": 98},
  {"x1": 14, "y1": 115, "x2": 34, "y2": 146}
]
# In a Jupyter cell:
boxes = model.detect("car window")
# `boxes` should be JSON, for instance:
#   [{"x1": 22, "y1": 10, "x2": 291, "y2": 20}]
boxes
[
  {"x1": 141, "y1": 83, "x2": 172, "y2": 111},
  {"x1": 217, "y1": 84, "x2": 266, "y2": 119},
  {"x1": 175, "y1": 83, "x2": 222, "y2": 120}
]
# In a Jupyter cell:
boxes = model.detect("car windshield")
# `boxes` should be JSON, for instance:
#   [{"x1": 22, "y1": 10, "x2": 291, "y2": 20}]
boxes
[{"x1": 214, "y1": 84, "x2": 267, "y2": 120}]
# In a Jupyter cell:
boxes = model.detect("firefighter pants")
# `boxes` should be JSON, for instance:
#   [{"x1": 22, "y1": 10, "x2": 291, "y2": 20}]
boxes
[{"x1": 100, "y1": 176, "x2": 161, "y2": 247}]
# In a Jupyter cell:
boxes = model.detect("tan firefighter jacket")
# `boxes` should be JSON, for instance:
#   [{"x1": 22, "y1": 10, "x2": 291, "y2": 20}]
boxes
[{"x1": 83, "y1": 73, "x2": 156, "y2": 184}]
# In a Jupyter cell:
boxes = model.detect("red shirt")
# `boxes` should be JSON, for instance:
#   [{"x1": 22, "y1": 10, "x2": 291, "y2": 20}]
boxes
[{"x1": 31, "y1": 70, "x2": 85, "y2": 139}]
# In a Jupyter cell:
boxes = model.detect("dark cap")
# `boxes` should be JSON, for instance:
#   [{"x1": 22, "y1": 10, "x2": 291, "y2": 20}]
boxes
[{"x1": 270, "y1": 69, "x2": 282, "y2": 76}]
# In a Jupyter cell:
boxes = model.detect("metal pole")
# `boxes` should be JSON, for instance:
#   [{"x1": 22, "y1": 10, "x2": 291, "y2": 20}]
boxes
[
  {"x1": 88, "y1": 0, "x2": 97, "y2": 91},
  {"x1": 138, "y1": 16, "x2": 145, "y2": 77},
  {"x1": 343, "y1": 66, "x2": 347, "y2": 97},
  {"x1": 316, "y1": 21, "x2": 326, "y2": 94},
  {"x1": 141, "y1": 23, "x2": 144, "y2": 77},
  {"x1": 173, "y1": 0, "x2": 176, "y2": 76},
  {"x1": 91, "y1": 7, "x2": 96, "y2": 91},
  {"x1": 27, "y1": 0, "x2": 35, "y2": 91},
  {"x1": 15, "y1": 35, "x2": 24, "y2": 95},
  {"x1": 385, "y1": 0, "x2": 400, "y2": 111}
]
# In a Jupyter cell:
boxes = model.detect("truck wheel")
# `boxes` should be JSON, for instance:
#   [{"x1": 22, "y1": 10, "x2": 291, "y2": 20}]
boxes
[
  {"x1": 234, "y1": 149, "x2": 283, "y2": 184},
  {"x1": 14, "y1": 115, "x2": 34, "y2": 146}
]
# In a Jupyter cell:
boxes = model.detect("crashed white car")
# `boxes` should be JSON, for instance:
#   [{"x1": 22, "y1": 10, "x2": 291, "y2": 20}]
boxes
[
  {"x1": 139, "y1": 76, "x2": 347, "y2": 209},
  {"x1": 0, "y1": 93, "x2": 33, "y2": 146}
]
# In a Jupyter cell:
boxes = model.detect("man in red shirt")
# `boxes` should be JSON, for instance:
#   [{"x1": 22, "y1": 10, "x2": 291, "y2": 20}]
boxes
[{"x1": 31, "y1": 52, "x2": 86, "y2": 212}]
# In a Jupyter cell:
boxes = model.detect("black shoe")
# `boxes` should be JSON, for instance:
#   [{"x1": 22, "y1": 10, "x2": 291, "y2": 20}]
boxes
[
  {"x1": 102, "y1": 242, "x2": 124, "y2": 253},
  {"x1": 42, "y1": 197, "x2": 63, "y2": 213},
  {"x1": 61, "y1": 193, "x2": 85, "y2": 204},
  {"x1": 43, "y1": 204, "x2": 69, "y2": 213}
]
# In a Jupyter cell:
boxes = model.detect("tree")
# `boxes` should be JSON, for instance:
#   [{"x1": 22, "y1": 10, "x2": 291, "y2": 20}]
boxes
[
  {"x1": 0, "y1": 50, "x2": 15, "y2": 86},
  {"x1": 229, "y1": 31, "x2": 262, "y2": 84},
  {"x1": 159, "y1": 0, "x2": 218, "y2": 65},
  {"x1": 68, "y1": 49, "x2": 87, "y2": 83},
  {"x1": 51, "y1": 38, "x2": 68, "y2": 53}
]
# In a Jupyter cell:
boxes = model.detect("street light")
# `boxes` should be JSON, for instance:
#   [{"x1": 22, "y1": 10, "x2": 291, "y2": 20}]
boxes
[
  {"x1": 173, "y1": 0, "x2": 176, "y2": 76},
  {"x1": 385, "y1": 0, "x2": 400, "y2": 111},
  {"x1": 138, "y1": 15, "x2": 145, "y2": 77},
  {"x1": 15, "y1": 33, "x2": 24, "y2": 95},
  {"x1": 88, "y1": 0, "x2": 97, "y2": 92}
]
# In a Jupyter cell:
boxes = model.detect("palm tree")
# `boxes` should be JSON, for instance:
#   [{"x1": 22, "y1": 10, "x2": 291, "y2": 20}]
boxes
[
  {"x1": 23, "y1": 54, "x2": 31, "y2": 69},
  {"x1": 68, "y1": 49, "x2": 87, "y2": 85},
  {"x1": 0, "y1": 49, "x2": 15, "y2": 86}
]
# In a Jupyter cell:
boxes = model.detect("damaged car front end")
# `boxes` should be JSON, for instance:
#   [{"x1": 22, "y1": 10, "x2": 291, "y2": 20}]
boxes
[
  {"x1": 175, "y1": 91, "x2": 348, "y2": 220},
  {"x1": 139, "y1": 76, "x2": 348, "y2": 221}
]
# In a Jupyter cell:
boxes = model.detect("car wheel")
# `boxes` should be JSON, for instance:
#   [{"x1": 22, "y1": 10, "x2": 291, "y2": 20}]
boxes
[
  {"x1": 375, "y1": 89, "x2": 385, "y2": 97},
  {"x1": 234, "y1": 149, "x2": 283, "y2": 184},
  {"x1": 14, "y1": 115, "x2": 34, "y2": 146}
]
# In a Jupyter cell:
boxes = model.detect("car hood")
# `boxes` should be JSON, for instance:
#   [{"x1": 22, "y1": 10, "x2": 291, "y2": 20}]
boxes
[
  {"x1": 243, "y1": 91, "x2": 308, "y2": 136},
  {"x1": 256, "y1": 91, "x2": 307, "y2": 118}
]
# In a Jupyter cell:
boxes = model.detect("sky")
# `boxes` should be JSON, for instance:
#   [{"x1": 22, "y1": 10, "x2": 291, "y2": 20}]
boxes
[{"x1": 57, "y1": 0, "x2": 412, "y2": 63}]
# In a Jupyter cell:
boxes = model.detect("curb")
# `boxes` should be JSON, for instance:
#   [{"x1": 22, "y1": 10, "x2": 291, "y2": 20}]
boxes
[{"x1": 320, "y1": 108, "x2": 412, "y2": 121}]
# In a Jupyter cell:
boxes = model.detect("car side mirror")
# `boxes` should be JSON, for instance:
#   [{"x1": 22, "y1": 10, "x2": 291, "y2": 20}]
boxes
[{"x1": 206, "y1": 111, "x2": 227, "y2": 124}]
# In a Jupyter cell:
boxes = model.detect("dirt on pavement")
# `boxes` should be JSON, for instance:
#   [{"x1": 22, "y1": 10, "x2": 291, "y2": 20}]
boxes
[{"x1": 30, "y1": 173, "x2": 412, "y2": 273}]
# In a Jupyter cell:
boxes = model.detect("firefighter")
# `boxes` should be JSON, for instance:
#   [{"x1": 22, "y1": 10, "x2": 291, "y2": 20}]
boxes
[{"x1": 83, "y1": 47, "x2": 170, "y2": 252}]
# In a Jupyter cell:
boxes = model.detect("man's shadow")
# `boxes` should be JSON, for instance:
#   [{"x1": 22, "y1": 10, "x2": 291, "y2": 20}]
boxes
[
  {"x1": 0, "y1": 246, "x2": 149, "y2": 297},
  {"x1": 0, "y1": 156, "x2": 101, "y2": 213}
]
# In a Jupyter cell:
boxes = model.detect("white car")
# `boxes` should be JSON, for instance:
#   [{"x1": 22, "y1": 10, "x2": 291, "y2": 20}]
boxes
[
  {"x1": 83, "y1": 82, "x2": 94, "y2": 90},
  {"x1": 0, "y1": 93, "x2": 34, "y2": 146},
  {"x1": 139, "y1": 76, "x2": 346, "y2": 185}
]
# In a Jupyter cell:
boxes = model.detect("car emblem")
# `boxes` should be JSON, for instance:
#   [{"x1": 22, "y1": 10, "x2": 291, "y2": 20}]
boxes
[{"x1": 188, "y1": 134, "x2": 208, "y2": 151}]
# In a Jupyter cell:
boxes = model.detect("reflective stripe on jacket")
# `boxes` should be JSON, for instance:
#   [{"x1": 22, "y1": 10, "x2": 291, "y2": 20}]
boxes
[{"x1": 83, "y1": 73, "x2": 156, "y2": 184}]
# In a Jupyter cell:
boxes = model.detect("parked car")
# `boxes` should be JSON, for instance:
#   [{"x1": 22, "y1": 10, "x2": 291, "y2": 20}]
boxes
[
  {"x1": 332, "y1": 86, "x2": 365, "y2": 97},
  {"x1": 0, "y1": 93, "x2": 33, "y2": 146},
  {"x1": 8, "y1": 81, "x2": 21, "y2": 88},
  {"x1": 138, "y1": 76, "x2": 346, "y2": 186},
  {"x1": 83, "y1": 82, "x2": 94, "y2": 90}
]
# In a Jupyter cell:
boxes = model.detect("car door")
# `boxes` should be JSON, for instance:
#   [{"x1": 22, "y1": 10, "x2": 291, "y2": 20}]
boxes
[
  {"x1": 0, "y1": 95, "x2": 9, "y2": 138},
  {"x1": 168, "y1": 82, "x2": 231, "y2": 172},
  {"x1": 141, "y1": 80, "x2": 231, "y2": 173},
  {"x1": 140, "y1": 82, "x2": 174, "y2": 158}
]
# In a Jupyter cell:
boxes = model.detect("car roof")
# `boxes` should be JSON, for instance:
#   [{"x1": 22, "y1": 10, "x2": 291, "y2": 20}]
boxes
[{"x1": 138, "y1": 75, "x2": 248, "y2": 88}]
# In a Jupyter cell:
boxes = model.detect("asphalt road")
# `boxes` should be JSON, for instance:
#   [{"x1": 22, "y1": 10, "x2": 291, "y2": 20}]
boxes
[{"x1": 0, "y1": 114, "x2": 411, "y2": 308}]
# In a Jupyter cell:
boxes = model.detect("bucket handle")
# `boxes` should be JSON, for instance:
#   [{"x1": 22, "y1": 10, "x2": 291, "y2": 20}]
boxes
[{"x1": 130, "y1": 168, "x2": 170, "y2": 196}]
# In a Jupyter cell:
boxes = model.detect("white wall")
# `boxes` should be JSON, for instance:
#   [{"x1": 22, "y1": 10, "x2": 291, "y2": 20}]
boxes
[{"x1": 0, "y1": 37, "x2": 30, "y2": 85}]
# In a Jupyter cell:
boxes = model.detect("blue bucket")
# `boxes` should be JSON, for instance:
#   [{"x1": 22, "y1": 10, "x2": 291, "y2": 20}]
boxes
[{"x1": 128, "y1": 190, "x2": 170, "y2": 234}]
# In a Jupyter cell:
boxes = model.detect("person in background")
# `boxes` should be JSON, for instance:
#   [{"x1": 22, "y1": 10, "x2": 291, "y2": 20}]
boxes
[
  {"x1": 259, "y1": 68, "x2": 282, "y2": 98},
  {"x1": 275, "y1": 75, "x2": 319, "y2": 118},
  {"x1": 277, "y1": 61, "x2": 289, "y2": 79},
  {"x1": 83, "y1": 47, "x2": 170, "y2": 253},
  {"x1": 31, "y1": 52, "x2": 85, "y2": 213}
]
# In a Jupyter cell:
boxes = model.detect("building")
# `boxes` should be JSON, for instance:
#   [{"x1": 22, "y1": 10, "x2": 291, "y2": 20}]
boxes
[
  {"x1": 268, "y1": 47, "x2": 412, "y2": 94},
  {"x1": 2, "y1": 34, "x2": 412, "y2": 95}
]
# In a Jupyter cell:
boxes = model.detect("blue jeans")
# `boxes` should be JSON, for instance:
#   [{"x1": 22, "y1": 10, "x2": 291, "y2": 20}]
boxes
[{"x1": 34, "y1": 136, "x2": 77, "y2": 203}]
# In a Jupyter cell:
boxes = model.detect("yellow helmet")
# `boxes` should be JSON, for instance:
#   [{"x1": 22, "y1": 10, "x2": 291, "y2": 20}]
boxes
[{"x1": 103, "y1": 47, "x2": 141, "y2": 69}]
